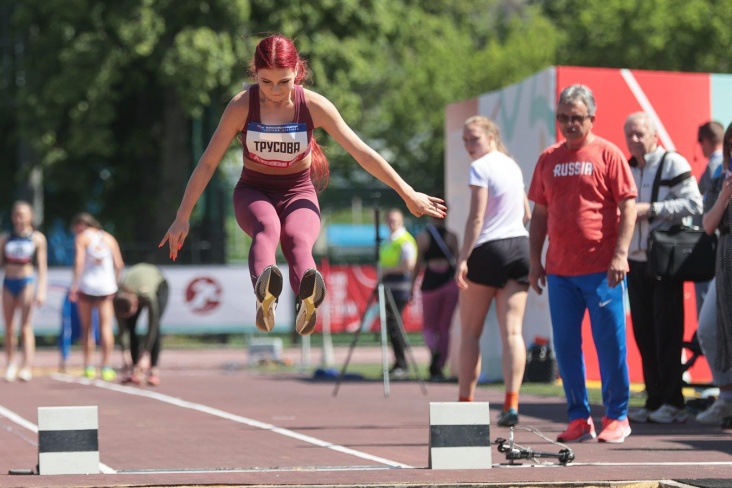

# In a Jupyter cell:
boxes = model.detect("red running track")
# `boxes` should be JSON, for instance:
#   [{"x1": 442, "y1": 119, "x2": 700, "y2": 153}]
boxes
[{"x1": 0, "y1": 346, "x2": 730, "y2": 487}]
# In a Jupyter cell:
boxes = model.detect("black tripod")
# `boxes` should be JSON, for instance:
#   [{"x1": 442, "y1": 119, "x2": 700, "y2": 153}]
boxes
[{"x1": 333, "y1": 202, "x2": 427, "y2": 397}]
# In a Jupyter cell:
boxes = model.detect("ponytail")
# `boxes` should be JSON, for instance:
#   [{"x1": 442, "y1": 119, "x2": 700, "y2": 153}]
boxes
[{"x1": 309, "y1": 138, "x2": 329, "y2": 193}]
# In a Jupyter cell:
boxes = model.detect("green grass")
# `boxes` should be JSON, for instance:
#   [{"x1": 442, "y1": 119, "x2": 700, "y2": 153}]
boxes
[
  {"x1": 247, "y1": 359, "x2": 647, "y2": 408},
  {"x1": 148, "y1": 333, "x2": 647, "y2": 408}
]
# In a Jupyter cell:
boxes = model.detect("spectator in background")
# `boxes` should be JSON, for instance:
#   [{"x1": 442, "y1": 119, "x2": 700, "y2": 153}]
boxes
[
  {"x1": 411, "y1": 210, "x2": 459, "y2": 382},
  {"x1": 114, "y1": 263, "x2": 169, "y2": 387},
  {"x1": 695, "y1": 280, "x2": 732, "y2": 424},
  {"x1": 1, "y1": 201, "x2": 47, "y2": 382},
  {"x1": 699, "y1": 121, "x2": 732, "y2": 424},
  {"x1": 70, "y1": 212, "x2": 124, "y2": 381},
  {"x1": 455, "y1": 116, "x2": 531, "y2": 428},
  {"x1": 159, "y1": 34, "x2": 445, "y2": 336},
  {"x1": 380, "y1": 208, "x2": 417, "y2": 378},
  {"x1": 528, "y1": 84, "x2": 637, "y2": 443},
  {"x1": 697, "y1": 121, "x2": 725, "y2": 199},
  {"x1": 623, "y1": 112, "x2": 703, "y2": 425},
  {"x1": 694, "y1": 121, "x2": 725, "y2": 316}
]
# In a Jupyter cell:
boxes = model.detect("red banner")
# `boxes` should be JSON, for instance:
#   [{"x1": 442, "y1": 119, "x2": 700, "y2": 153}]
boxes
[{"x1": 319, "y1": 261, "x2": 423, "y2": 334}]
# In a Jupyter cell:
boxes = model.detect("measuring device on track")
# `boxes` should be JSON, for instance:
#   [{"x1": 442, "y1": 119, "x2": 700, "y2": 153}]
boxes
[{"x1": 495, "y1": 426, "x2": 575, "y2": 466}]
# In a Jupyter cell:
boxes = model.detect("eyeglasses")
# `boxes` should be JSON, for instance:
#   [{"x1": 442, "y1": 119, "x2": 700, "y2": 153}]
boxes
[{"x1": 556, "y1": 114, "x2": 592, "y2": 124}]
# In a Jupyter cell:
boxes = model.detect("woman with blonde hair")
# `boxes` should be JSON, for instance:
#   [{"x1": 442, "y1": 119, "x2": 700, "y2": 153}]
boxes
[
  {"x1": 70, "y1": 212, "x2": 124, "y2": 381},
  {"x1": 1, "y1": 201, "x2": 47, "y2": 382},
  {"x1": 455, "y1": 116, "x2": 531, "y2": 427}
]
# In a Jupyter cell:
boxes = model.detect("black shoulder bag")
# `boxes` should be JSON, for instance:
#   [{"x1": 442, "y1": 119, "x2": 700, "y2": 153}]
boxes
[{"x1": 646, "y1": 152, "x2": 717, "y2": 282}]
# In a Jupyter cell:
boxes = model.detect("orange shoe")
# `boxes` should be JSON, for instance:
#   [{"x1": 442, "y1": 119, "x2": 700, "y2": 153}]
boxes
[
  {"x1": 597, "y1": 417, "x2": 631, "y2": 443},
  {"x1": 557, "y1": 417, "x2": 596, "y2": 443},
  {"x1": 147, "y1": 373, "x2": 160, "y2": 387}
]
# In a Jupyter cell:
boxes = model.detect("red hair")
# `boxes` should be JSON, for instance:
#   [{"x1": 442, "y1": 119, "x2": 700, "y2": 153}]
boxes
[{"x1": 250, "y1": 34, "x2": 329, "y2": 192}]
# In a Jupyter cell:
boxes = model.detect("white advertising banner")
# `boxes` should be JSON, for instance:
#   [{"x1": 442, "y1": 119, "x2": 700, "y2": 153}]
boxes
[{"x1": 10, "y1": 266, "x2": 295, "y2": 336}]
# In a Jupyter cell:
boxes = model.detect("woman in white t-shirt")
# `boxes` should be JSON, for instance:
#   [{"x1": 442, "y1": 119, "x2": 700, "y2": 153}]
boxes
[
  {"x1": 70, "y1": 213, "x2": 124, "y2": 381},
  {"x1": 455, "y1": 116, "x2": 531, "y2": 427}
]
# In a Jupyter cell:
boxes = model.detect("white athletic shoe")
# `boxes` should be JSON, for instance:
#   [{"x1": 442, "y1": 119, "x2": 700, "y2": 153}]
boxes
[
  {"x1": 627, "y1": 407, "x2": 651, "y2": 423},
  {"x1": 295, "y1": 268, "x2": 326, "y2": 336},
  {"x1": 648, "y1": 404, "x2": 687, "y2": 424},
  {"x1": 254, "y1": 265, "x2": 283, "y2": 332},
  {"x1": 17, "y1": 368, "x2": 32, "y2": 382},
  {"x1": 696, "y1": 398, "x2": 732, "y2": 425},
  {"x1": 4, "y1": 363, "x2": 18, "y2": 382}
]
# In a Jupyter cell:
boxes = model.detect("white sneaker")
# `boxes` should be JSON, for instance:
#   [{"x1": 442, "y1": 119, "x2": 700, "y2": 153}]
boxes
[
  {"x1": 17, "y1": 368, "x2": 32, "y2": 382},
  {"x1": 389, "y1": 367, "x2": 408, "y2": 379},
  {"x1": 627, "y1": 407, "x2": 651, "y2": 423},
  {"x1": 700, "y1": 387, "x2": 721, "y2": 399},
  {"x1": 696, "y1": 398, "x2": 732, "y2": 425},
  {"x1": 648, "y1": 404, "x2": 687, "y2": 424},
  {"x1": 4, "y1": 363, "x2": 18, "y2": 382}
]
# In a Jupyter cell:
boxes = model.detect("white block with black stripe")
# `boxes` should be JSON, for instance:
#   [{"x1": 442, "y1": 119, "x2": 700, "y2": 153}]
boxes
[
  {"x1": 429, "y1": 402, "x2": 492, "y2": 469},
  {"x1": 37, "y1": 406, "x2": 100, "y2": 475}
]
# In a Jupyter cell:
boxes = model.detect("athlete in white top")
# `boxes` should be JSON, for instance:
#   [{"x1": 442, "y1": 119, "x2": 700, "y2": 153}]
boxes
[
  {"x1": 78, "y1": 229, "x2": 119, "y2": 297},
  {"x1": 455, "y1": 116, "x2": 531, "y2": 428},
  {"x1": 70, "y1": 213, "x2": 124, "y2": 381},
  {"x1": 469, "y1": 149, "x2": 530, "y2": 246}
]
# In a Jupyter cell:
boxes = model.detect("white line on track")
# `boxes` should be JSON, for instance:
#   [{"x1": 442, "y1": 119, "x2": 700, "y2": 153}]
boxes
[
  {"x1": 109, "y1": 460, "x2": 732, "y2": 475},
  {"x1": 117, "y1": 465, "x2": 401, "y2": 475},
  {"x1": 0, "y1": 404, "x2": 117, "y2": 474},
  {"x1": 572, "y1": 461, "x2": 732, "y2": 466},
  {"x1": 51, "y1": 373, "x2": 414, "y2": 469}
]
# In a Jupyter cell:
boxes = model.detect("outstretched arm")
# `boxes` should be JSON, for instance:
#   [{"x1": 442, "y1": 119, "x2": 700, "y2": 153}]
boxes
[
  {"x1": 308, "y1": 91, "x2": 446, "y2": 219},
  {"x1": 160, "y1": 91, "x2": 249, "y2": 260}
]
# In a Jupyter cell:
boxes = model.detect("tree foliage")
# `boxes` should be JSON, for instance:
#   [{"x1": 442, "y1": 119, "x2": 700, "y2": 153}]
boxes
[
  {"x1": 4, "y1": 0, "x2": 249, "y2": 261},
  {"x1": 539, "y1": 0, "x2": 732, "y2": 72},
  {"x1": 1, "y1": 0, "x2": 730, "y2": 263}
]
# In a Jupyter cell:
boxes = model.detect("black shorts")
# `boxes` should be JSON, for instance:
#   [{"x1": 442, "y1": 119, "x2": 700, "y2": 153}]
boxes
[{"x1": 466, "y1": 236, "x2": 530, "y2": 288}]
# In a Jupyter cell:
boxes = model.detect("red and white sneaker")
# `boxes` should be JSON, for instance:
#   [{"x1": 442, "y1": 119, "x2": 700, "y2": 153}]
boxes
[
  {"x1": 557, "y1": 417, "x2": 596, "y2": 443},
  {"x1": 597, "y1": 416, "x2": 631, "y2": 443}
]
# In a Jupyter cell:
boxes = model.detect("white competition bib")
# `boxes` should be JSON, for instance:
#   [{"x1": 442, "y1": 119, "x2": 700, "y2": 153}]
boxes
[{"x1": 245, "y1": 122, "x2": 310, "y2": 168}]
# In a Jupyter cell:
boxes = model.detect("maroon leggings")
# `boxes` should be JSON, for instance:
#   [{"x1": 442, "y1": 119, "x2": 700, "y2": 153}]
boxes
[{"x1": 233, "y1": 167, "x2": 321, "y2": 293}]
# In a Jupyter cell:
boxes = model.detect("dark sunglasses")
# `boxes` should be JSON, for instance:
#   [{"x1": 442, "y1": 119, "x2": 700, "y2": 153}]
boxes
[{"x1": 556, "y1": 114, "x2": 591, "y2": 124}]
